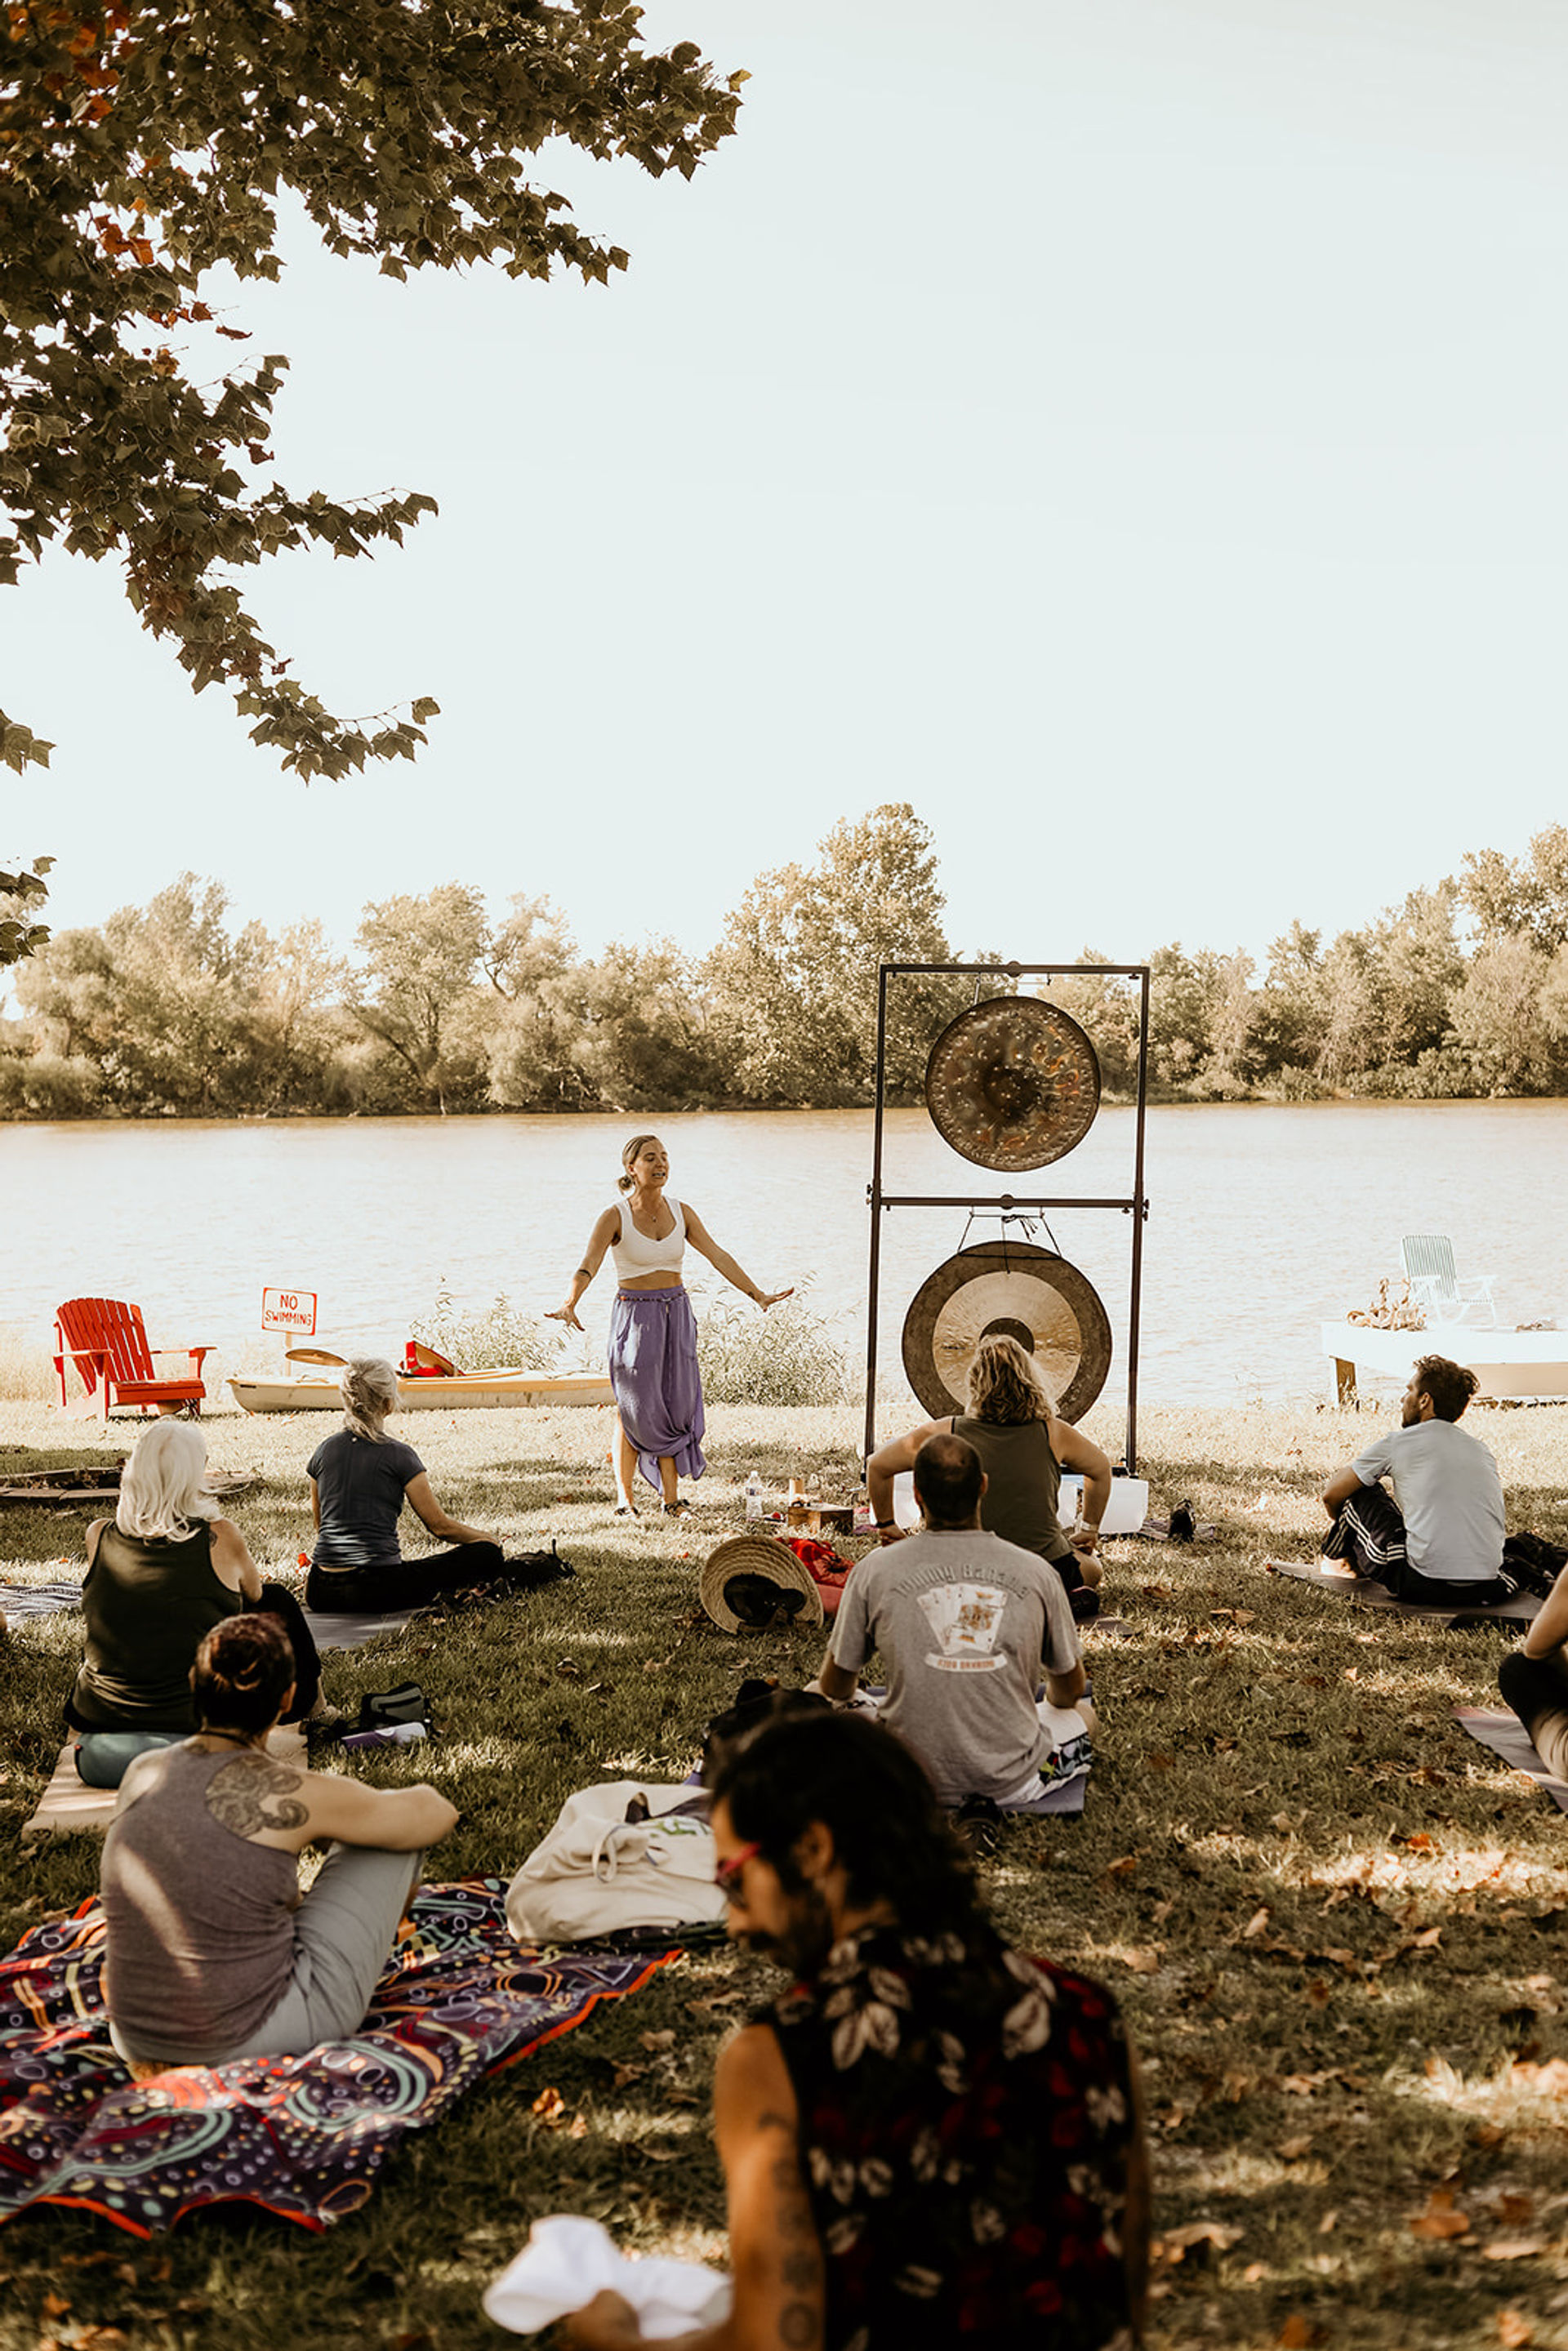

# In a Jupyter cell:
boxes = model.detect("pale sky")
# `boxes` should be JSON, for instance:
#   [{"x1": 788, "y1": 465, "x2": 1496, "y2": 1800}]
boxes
[{"x1": 4, "y1": 0, "x2": 1566, "y2": 980}]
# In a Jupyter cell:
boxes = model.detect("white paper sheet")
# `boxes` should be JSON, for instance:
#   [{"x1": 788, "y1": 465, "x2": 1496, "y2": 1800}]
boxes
[{"x1": 484, "y1": 2215, "x2": 732, "y2": 2340}]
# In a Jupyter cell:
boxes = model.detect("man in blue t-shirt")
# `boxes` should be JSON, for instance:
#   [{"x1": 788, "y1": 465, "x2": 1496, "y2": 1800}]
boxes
[{"x1": 1319, "y1": 1352, "x2": 1508, "y2": 1605}]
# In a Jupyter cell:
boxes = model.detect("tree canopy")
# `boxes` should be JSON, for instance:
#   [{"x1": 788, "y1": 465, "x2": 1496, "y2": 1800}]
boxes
[{"x1": 1, "y1": 1, "x2": 744, "y2": 779}]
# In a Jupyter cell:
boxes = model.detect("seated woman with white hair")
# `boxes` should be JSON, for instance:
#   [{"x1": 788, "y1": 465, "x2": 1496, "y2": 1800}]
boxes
[
  {"x1": 304, "y1": 1357, "x2": 512, "y2": 1614},
  {"x1": 67, "y1": 1421, "x2": 321, "y2": 1790}
]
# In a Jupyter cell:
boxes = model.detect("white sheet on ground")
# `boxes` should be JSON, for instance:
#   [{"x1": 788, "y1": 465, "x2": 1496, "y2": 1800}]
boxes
[{"x1": 485, "y1": 2215, "x2": 732, "y2": 2339}]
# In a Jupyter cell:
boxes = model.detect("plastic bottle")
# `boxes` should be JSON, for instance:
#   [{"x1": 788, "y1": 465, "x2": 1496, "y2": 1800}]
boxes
[{"x1": 745, "y1": 1470, "x2": 764, "y2": 1521}]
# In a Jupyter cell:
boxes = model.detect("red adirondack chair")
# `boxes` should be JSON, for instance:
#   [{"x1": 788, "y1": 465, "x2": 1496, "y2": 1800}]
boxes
[{"x1": 53, "y1": 1298, "x2": 213, "y2": 1422}]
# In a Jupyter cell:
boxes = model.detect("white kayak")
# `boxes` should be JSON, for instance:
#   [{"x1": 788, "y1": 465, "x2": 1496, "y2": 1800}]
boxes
[{"x1": 228, "y1": 1372, "x2": 614, "y2": 1414}]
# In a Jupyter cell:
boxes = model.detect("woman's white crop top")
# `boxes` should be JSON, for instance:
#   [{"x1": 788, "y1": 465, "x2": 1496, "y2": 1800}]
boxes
[{"x1": 611, "y1": 1196, "x2": 687, "y2": 1285}]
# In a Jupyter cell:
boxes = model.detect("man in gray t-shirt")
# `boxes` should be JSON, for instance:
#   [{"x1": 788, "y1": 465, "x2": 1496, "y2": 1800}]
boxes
[
  {"x1": 1320, "y1": 1352, "x2": 1507, "y2": 1602},
  {"x1": 817, "y1": 1433, "x2": 1085, "y2": 1804}
]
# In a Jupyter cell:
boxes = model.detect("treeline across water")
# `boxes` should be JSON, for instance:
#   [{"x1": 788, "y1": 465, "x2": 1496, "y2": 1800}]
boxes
[{"x1": 3, "y1": 808, "x2": 1568, "y2": 1118}]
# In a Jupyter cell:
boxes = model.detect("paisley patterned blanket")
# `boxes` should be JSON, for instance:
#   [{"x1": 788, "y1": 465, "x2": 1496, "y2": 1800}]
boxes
[{"x1": 0, "y1": 1880, "x2": 673, "y2": 2235}]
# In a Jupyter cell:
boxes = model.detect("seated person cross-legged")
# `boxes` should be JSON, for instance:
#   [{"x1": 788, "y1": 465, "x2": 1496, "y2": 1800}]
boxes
[
  {"x1": 561, "y1": 1708, "x2": 1148, "y2": 2351},
  {"x1": 866, "y1": 1334, "x2": 1112, "y2": 1623},
  {"x1": 305, "y1": 1357, "x2": 510, "y2": 1614},
  {"x1": 817, "y1": 1432, "x2": 1093, "y2": 1810},
  {"x1": 100, "y1": 1613, "x2": 459, "y2": 2072},
  {"x1": 1320, "y1": 1354, "x2": 1510, "y2": 1607},
  {"x1": 67, "y1": 1419, "x2": 321, "y2": 1790},
  {"x1": 1499, "y1": 1565, "x2": 1568, "y2": 1781}
]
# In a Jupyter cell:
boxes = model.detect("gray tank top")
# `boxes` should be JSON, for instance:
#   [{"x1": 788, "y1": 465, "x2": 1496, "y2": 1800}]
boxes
[{"x1": 100, "y1": 1742, "x2": 299, "y2": 2064}]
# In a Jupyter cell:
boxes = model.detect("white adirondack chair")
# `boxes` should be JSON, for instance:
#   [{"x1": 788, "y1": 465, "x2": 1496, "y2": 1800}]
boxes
[{"x1": 1399, "y1": 1236, "x2": 1497, "y2": 1329}]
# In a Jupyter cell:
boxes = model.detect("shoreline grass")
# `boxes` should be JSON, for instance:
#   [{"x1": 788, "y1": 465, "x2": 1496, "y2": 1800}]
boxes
[{"x1": 2, "y1": 1394, "x2": 1566, "y2": 2349}]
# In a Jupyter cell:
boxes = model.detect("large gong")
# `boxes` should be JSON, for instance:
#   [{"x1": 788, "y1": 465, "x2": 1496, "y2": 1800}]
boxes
[
  {"x1": 901, "y1": 1242, "x2": 1113, "y2": 1423},
  {"x1": 925, "y1": 997, "x2": 1100, "y2": 1172}
]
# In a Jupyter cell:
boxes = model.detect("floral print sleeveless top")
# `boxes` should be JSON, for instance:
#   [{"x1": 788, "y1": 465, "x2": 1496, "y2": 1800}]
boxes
[{"x1": 759, "y1": 1922, "x2": 1137, "y2": 2350}]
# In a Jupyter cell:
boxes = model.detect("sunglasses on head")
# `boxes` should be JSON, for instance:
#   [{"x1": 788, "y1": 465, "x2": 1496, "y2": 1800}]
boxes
[{"x1": 713, "y1": 1841, "x2": 762, "y2": 1901}]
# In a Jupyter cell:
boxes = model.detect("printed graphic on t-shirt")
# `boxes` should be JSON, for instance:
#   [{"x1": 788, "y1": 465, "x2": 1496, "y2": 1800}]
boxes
[{"x1": 917, "y1": 1583, "x2": 1009, "y2": 1672}]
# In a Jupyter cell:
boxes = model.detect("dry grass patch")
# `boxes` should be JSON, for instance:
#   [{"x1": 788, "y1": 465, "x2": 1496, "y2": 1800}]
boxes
[{"x1": 1, "y1": 1392, "x2": 1566, "y2": 2349}]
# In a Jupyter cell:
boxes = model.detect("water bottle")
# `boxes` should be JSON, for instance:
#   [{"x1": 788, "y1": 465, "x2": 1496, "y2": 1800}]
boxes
[{"x1": 746, "y1": 1470, "x2": 764, "y2": 1521}]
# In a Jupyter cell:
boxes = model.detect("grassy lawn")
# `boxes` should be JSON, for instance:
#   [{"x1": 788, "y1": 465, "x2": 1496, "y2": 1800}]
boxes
[{"x1": 1, "y1": 1389, "x2": 1566, "y2": 2350}]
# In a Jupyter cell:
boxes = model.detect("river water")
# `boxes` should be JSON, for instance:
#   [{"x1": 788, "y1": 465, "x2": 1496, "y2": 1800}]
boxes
[{"x1": 2, "y1": 1102, "x2": 1562, "y2": 1414}]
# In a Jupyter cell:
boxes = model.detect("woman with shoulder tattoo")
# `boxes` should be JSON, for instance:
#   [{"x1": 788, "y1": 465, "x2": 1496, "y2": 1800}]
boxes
[{"x1": 99, "y1": 1614, "x2": 457, "y2": 2070}]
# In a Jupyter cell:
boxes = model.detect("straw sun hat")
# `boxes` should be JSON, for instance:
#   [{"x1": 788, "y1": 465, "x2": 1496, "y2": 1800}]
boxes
[{"x1": 699, "y1": 1534, "x2": 825, "y2": 1635}]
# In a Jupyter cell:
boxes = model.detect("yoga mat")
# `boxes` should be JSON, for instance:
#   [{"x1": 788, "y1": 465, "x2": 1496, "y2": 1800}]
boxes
[
  {"x1": 299, "y1": 1601, "x2": 427, "y2": 1651},
  {"x1": 1454, "y1": 1709, "x2": 1568, "y2": 1814},
  {"x1": 1261, "y1": 1558, "x2": 1541, "y2": 1627},
  {"x1": 22, "y1": 1724, "x2": 308, "y2": 1841},
  {"x1": 1, "y1": 1575, "x2": 425, "y2": 1659},
  {"x1": 0, "y1": 1881, "x2": 676, "y2": 2235},
  {"x1": 0, "y1": 1581, "x2": 425, "y2": 1655},
  {"x1": 0, "y1": 1579, "x2": 85, "y2": 1623}
]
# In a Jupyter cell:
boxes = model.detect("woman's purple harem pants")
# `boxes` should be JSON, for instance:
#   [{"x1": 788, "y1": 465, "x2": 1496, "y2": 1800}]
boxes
[{"x1": 609, "y1": 1289, "x2": 707, "y2": 1495}]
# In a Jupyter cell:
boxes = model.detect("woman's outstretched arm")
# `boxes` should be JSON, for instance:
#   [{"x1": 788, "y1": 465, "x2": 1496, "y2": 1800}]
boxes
[{"x1": 548, "y1": 1207, "x2": 621, "y2": 1333}]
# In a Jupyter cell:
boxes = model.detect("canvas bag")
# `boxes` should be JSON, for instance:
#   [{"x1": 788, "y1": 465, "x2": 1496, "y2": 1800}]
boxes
[{"x1": 505, "y1": 1780, "x2": 728, "y2": 1943}]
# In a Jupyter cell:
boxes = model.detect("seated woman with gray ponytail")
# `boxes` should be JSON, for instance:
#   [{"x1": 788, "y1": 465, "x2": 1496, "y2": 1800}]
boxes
[{"x1": 305, "y1": 1357, "x2": 510, "y2": 1613}]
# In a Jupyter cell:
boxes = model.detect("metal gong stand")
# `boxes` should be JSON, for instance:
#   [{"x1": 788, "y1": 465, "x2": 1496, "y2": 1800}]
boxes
[{"x1": 863, "y1": 960, "x2": 1153, "y2": 1472}]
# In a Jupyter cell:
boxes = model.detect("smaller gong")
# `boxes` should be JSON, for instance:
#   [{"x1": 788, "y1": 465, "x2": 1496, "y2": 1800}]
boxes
[
  {"x1": 924, "y1": 995, "x2": 1101, "y2": 1172},
  {"x1": 901, "y1": 1241, "x2": 1113, "y2": 1423}
]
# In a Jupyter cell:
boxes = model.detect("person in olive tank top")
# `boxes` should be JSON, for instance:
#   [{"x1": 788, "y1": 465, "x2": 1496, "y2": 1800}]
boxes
[
  {"x1": 68, "y1": 1422, "x2": 319, "y2": 1788},
  {"x1": 866, "y1": 1334, "x2": 1112, "y2": 1621}
]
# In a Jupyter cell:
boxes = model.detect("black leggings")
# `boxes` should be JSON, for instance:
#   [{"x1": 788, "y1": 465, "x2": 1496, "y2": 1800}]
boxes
[
  {"x1": 256, "y1": 1581, "x2": 322, "y2": 1721},
  {"x1": 306, "y1": 1543, "x2": 506, "y2": 1614},
  {"x1": 1499, "y1": 1650, "x2": 1568, "y2": 1780}
]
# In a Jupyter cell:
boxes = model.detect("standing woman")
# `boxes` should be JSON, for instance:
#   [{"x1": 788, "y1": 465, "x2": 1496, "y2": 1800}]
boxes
[{"x1": 550, "y1": 1133, "x2": 792, "y2": 1516}]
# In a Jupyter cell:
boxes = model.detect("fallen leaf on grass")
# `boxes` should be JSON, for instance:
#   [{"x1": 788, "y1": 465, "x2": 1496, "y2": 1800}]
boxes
[
  {"x1": 1278, "y1": 2135, "x2": 1313, "y2": 2161},
  {"x1": 611, "y1": 2062, "x2": 647, "y2": 2091},
  {"x1": 1156, "y1": 2220, "x2": 1242, "y2": 2263},
  {"x1": 1149, "y1": 1753, "x2": 1175, "y2": 1773},
  {"x1": 1498, "y1": 2313, "x2": 1534, "y2": 2347},
  {"x1": 1243, "y1": 2260, "x2": 1269, "y2": 2282},
  {"x1": 639, "y1": 2030, "x2": 676, "y2": 2052},
  {"x1": 1511, "y1": 2059, "x2": 1568, "y2": 2096},
  {"x1": 1496, "y1": 2192, "x2": 1535, "y2": 2226},
  {"x1": 1318, "y1": 2210, "x2": 1339, "y2": 2235},
  {"x1": 1470, "y1": 2122, "x2": 1508, "y2": 2149},
  {"x1": 1277, "y1": 2319, "x2": 1326, "y2": 2349},
  {"x1": 1241, "y1": 1908, "x2": 1271, "y2": 1939},
  {"x1": 1122, "y1": 1948, "x2": 1160, "y2": 1974},
  {"x1": 1484, "y1": 2240, "x2": 1547, "y2": 2262},
  {"x1": 41, "y1": 2295, "x2": 70, "y2": 2321},
  {"x1": 531, "y1": 2087, "x2": 566, "y2": 2126},
  {"x1": 1102, "y1": 1855, "x2": 1138, "y2": 1881},
  {"x1": 1409, "y1": 2184, "x2": 1471, "y2": 2241}
]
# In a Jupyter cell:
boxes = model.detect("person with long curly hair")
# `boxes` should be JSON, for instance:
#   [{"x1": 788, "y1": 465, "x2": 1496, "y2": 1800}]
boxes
[
  {"x1": 560, "y1": 1708, "x2": 1148, "y2": 2351},
  {"x1": 866, "y1": 1332, "x2": 1112, "y2": 1621}
]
